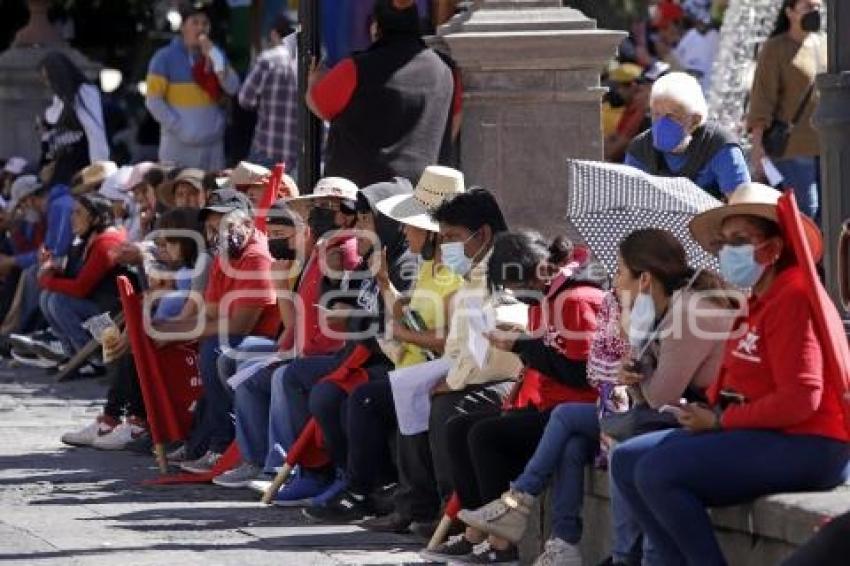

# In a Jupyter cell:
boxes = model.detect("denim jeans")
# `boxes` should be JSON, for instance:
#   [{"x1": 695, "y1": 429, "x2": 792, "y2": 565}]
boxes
[
  {"x1": 233, "y1": 356, "x2": 289, "y2": 470},
  {"x1": 40, "y1": 290, "x2": 102, "y2": 356},
  {"x1": 280, "y1": 354, "x2": 346, "y2": 446},
  {"x1": 512, "y1": 403, "x2": 601, "y2": 544},
  {"x1": 217, "y1": 337, "x2": 278, "y2": 393},
  {"x1": 193, "y1": 335, "x2": 266, "y2": 454},
  {"x1": 17, "y1": 264, "x2": 44, "y2": 333},
  {"x1": 774, "y1": 156, "x2": 820, "y2": 221},
  {"x1": 611, "y1": 429, "x2": 850, "y2": 566}
]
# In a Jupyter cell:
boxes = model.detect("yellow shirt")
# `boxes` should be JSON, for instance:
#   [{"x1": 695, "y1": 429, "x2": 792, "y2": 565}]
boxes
[{"x1": 397, "y1": 260, "x2": 465, "y2": 368}]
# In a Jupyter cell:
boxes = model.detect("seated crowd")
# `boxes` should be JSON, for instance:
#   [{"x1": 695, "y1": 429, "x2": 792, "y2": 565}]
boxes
[{"x1": 0, "y1": 148, "x2": 846, "y2": 566}]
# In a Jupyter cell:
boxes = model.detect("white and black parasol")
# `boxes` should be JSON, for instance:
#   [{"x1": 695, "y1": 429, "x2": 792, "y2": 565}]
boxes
[{"x1": 566, "y1": 159, "x2": 722, "y2": 277}]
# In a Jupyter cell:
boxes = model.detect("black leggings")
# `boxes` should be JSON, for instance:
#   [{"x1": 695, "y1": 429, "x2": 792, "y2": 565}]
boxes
[
  {"x1": 103, "y1": 352, "x2": 146, "y2": 420},
  {"x1": 446, "y1": 409, "x2": 550, "y2": 510}
]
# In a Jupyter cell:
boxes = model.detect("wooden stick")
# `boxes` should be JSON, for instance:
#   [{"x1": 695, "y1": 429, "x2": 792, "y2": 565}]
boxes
[
  {"x1": 427, "y1": 514, "x2": 453, "y2": 550},
  {"x1": 154, "y1": 443, "x2": 168, "y2": 474},
  {"x1": 261, "y1": 462, "x2": 292, "y2": 505}
]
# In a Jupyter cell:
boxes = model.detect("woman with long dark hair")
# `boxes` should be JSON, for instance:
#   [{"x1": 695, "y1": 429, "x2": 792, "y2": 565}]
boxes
[
  {"x1": 39, "y1": 52, "x2": 110, "y2": 186},
  {"x1": 747, "y1": 0, "x2": 825, "y2": 220}
]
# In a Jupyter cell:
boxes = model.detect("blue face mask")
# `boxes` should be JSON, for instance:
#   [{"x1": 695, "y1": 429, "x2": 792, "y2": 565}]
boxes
[
  {"x1": 628, "y1": 292, "x2": 656, "y2": 350},
  {"x1": 719, "y1": 244, "x2": 766, "y2": 288},
  {"x1": 441, "y1": 230, "x2": 479, "y2": 277},
  {"x1": 651, "y1": 115, "x2": 687, "y2": 152}
]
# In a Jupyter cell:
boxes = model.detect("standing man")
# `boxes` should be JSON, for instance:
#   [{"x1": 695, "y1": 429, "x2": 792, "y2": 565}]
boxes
[
  {"x1": 306, "y1": 0, "x2": 454, "y2": 188},
  {"x1": 238, "y1": 15, "x2": 299, "y2": 173},
  {"x1": 145, "y1": 2, "x2": 240, "y2": 170}
]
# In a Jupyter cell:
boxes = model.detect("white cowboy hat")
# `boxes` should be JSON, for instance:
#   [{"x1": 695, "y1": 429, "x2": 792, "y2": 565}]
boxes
[
  {"x1": 689, "y1": 182, "x2": 823, "y2": 261},
  {"x1": 289, "y1": 176, "x2": 359, "y2": 203},
  {"x1": 375, "y1": 166, "x2": 465, "y2": 232}
]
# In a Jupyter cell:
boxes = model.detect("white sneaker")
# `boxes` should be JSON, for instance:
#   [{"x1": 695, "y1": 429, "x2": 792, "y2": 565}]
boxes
[
  {"x1": 212, "y1": 462, "x2": 263, "y2": 488},
  {"x1": 533, "y1": 538, "x2": 582, "y2": 566},
  {"x1": 92, "y1": 418, "x2": 148, "y2": 451},
  {"x1": 179, "y1": 450, "x2": 222, "y2": 474},
  {"x1": 61, "y1": 416, "x2": 119, "y2": 447},
  {"x1": 12, "y1": 349, "x2": 59, "y2": 369},
  {"x1": 248, "y1": 479, "x2": 273, "y2": 494},
  {"x1": 167, "y1": 444, "x2": 189, "y2": 463}
]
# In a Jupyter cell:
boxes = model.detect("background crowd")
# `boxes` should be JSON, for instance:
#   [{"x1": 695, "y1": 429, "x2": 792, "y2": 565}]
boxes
[{"x1": 0, "y1": 1, "x2": 845, "y2": 566}]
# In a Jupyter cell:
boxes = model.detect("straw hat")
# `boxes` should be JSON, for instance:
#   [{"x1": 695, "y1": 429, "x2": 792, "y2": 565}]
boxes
[
  {"x1": 156, "y1": 168, "x2": 205, "y2": 207},
  {"x1": 230, "y1": 161, "x2": 271, "y2": 189},
  {"x1": 689, "y1": 182, "x2": 823, "y2": 261},
  {"x1": 71, "y1": 161, "x2": 118, "y2": 195},
  {"x1": 375, "y1": 166, "x2": 465, "y2": 232}
]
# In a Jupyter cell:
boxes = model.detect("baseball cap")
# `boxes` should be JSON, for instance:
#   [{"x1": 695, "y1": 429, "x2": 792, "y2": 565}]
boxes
[
  {"x1": 199, "y1": 188, "x2": 254, "y2": 222},
  {"x1": 3, "y1": 157, "x2": 27, "y2": 176}
]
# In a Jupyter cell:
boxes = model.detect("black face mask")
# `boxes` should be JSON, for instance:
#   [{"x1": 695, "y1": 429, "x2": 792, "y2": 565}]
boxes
[
  {"x1": 308, "y1": 207, "x2": 338, "y2": 238},
  {"x1": 605, "y1": 87, "x2": 626, "y2": 108},
  {"x1": 801, "y1": 9, "x2": 821, "y2": 33},
  {"x1": 268, "y1": 237, "x2": 296, "y2": 261}
]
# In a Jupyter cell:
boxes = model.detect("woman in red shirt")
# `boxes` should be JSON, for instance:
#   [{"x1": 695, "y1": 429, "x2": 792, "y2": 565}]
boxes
[
  {"x1": 38, "y1": 193, "x2": 127, "y2": 371},
  {"x1": 611, "y1": 183, "x2": 850, "y2": 566}
]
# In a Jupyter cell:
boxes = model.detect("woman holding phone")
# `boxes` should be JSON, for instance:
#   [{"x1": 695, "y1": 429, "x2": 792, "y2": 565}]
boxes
[{"x1": 611, "y1": 183, "x2": 850, "y2": 566}]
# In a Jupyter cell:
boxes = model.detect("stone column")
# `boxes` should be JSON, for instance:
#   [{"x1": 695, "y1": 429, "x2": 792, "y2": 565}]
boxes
[
  {"x1": 813, "y1": 0, "x2": 850, "y2": 306},
  {"x1": 441, "y1": 0, "x2": 624, "y2": 237},
  {"x1": 0, "y1": 0, "x2": 99, "y2": 165}
]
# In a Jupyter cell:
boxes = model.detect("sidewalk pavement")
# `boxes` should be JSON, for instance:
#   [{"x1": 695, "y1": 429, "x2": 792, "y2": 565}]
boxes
[{"x1": 0, "y1": 361, "x2": 428, "y2": 565}]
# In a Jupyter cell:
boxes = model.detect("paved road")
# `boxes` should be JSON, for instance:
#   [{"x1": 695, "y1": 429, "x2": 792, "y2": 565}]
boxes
[{"x1": 0, "y1": 361, "x2": 427, "y2": 565}]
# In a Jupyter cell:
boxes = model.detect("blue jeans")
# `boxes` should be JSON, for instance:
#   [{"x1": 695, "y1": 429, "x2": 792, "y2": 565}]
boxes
[
  {"x1": 511, "y1": 403, "x2": 633, "y2": 545},
  {"x1": 194, "y1": 335, "x2": 266, "y2": 454},
  {"x1": 233, "y1": 356, "x2": 290, "y2": 471},
  {"x1": 217, "y1": 337, "x2": 278, "y2": 392},
  {"x1": 774, "y1": 156, "x2": 820, "y2": 221},
  {"x1": 611, "y1": 429, "x2": 850, "y2": 566},
  {"x1": 40, "y1": 290, "x2": 102, "y2": 356},
  {"x1": 17, "y1": 264, "x2": 42, "y2": 333},
  {"x1": 280, "y1": 354, "x2": 344, "y2": 443}
]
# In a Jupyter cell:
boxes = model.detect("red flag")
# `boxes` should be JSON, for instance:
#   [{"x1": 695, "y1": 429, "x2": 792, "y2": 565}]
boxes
[
  {"x1": 776, "y1": 192, "x2": 850, "y2": 434},
  {"x1": 118, "y1": 276, "x2": 203, "y2": 443},
  {"x1": 444, "y1": 493, "x2": 461, "y2": 519},
  {"x1": 119, "y1": 276, "x2": 241, "y2": 484},
  {"x1": 255, "y1": 163, "x2": 285, "y2": 235}
]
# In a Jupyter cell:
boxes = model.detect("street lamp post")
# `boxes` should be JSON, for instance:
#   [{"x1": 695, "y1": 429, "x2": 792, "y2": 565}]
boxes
[
  {"x1": 297, "y1": 0, "x2": 322, "y2": 194},
  {"x1": 813, "y1": 0, "x2": 850, "y2": 307}
]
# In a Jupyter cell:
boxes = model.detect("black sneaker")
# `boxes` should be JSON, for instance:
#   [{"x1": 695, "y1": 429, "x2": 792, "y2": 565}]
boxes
[
  {"x1": 370, "y1": 482, "x2": 398, "y2": 516},
  {"x1": 465, "y1": 543, "x2": 519, "y2": 565},
  {"x1": 302, "y1": 490, "x2": 373, "y2": 524},
  {"x1": 361, "y1": 511, "x2": 412, "y2": 534},
  {"x1": 419, "y1": 535, "x2": 475, "y2": 562}
]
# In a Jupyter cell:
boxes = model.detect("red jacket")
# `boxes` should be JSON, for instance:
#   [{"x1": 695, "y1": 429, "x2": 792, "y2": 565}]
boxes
[
  {"x1": 510, "y1": 281, "x2": 605, "y2": 411},
  {"x1": 709, "y1": 266, "x2": 850, "y2": 442},
  {"x1": 39, "y1": 228, "x2": 126, "y2": 298}
]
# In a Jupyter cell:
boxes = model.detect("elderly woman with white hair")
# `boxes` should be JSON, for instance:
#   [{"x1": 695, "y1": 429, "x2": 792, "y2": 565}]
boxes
[{"x1": 625, "y1": 72, "x2": 750, "y2": 199}]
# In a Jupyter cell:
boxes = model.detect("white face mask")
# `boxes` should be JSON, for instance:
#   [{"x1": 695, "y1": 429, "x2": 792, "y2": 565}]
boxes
[
  {"x1": 628, "y1": 292, "x2": 656, "y2": 350},
  {"x1": 440, "y1": 229, "x2": 479, "y2": 277}
]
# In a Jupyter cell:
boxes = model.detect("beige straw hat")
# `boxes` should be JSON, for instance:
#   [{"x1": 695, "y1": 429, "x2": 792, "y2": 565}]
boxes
[{"x1": 375, "y1": 166, "x2": 465, "y2": 232}]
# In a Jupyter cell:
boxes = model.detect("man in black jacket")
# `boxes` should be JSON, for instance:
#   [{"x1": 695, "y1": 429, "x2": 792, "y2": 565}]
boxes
[{"x1": 306, "y1": 0, "x2": 454, "y2": 188}]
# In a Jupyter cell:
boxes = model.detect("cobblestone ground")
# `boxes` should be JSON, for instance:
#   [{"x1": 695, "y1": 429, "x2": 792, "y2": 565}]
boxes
[{"x1": 0, "y1": 361, "x2": 427, "y2": 565}]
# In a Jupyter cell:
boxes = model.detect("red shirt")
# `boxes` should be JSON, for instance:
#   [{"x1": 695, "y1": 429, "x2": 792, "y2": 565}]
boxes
[
  {"x1": 514, "y1": 283, "x2": 605, "y2": 411},
  {"x1": 40, "y1": 228, "x2": 126, "y2": 297},
  {"x1": 204, "y1": 231, "x2": 280, "y2": 338},
  {"x1": 280, "y1": 236, "x2": 360, "y2": 356},
  {"x1": 709, "y1": 266, "x2": 850, "y2": 442}
]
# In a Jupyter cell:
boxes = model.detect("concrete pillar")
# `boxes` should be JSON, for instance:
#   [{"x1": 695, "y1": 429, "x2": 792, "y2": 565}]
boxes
[
  {"x1": 441, "y1": 0, "x2": 625, "y2": 237},
  {"x1": 813, "y1": 0, "x2": 850, "y2": 306}
]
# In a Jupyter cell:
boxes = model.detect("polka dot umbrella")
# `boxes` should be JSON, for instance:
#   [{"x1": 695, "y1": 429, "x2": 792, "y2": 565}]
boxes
[{"x1": 565, "y1": 159, "x2": 723, "y2": 277}]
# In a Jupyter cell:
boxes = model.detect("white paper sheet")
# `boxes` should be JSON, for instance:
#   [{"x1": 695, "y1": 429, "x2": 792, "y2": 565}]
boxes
[{"x1": 389, "y1": 358, "x2": 452, "y2": 435}]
